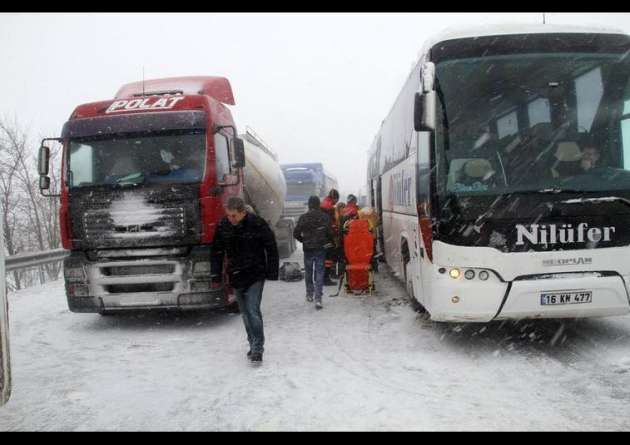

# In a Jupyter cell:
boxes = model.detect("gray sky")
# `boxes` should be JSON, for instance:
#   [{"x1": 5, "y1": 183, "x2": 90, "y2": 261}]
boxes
[{"x1": 2, "y1": 12, "x2": 630, "y2": 195}]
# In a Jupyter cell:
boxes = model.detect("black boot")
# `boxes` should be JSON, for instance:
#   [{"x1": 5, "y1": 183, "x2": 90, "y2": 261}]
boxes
[{"x1": 324, "y1": 268, "x2": 337, "y2": 286}]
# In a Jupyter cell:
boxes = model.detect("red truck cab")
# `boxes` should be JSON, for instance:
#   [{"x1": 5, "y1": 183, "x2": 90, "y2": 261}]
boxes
[{"x1": 39, "y1": 76, "x2": 245, "y2": 313}]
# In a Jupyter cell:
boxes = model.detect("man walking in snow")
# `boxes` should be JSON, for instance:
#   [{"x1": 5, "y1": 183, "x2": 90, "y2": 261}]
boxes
[
  {"x1": 210, "y1": 197, "x2": 279, "y2": 363},
  {"x1": 293, "y1": 196, "x2": 334, "y2": 309}
]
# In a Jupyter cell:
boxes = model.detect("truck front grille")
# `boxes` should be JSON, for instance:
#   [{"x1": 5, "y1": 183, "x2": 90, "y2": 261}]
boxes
[
  {"x1": 83, "y1": 207, "x2": 185, "y2": 240},
  {"x1": 101, "y1": 264, "x2": 176, "y2": 276},
  {"x1": 106, "y1": 283, "x2": 175, "y2": 293}
]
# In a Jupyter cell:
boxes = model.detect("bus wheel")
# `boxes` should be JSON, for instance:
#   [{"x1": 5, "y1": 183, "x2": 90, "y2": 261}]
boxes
[{"x1": 405, "y1": 260, "x2": 426, "y2": 313}]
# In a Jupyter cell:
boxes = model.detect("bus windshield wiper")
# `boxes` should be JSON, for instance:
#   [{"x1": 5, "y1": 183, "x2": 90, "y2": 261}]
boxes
[
  {"x1": 559, "y1": 195, "x2": 630, "y2": 209},
  {"x1": 505, "y1": 187, "x2": 599, "y2": 195}
]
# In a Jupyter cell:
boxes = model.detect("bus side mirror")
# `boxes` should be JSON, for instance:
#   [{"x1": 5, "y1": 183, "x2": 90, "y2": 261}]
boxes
[
  {"x1": 233, "y1": 137, "x2": 245, "y2": 168},
  {"x1": 414, "y1": 91, "x2": 436, "y2": 132},
  {"x1": 38, "y1": 145, "x2": 50, "y2": 175}
]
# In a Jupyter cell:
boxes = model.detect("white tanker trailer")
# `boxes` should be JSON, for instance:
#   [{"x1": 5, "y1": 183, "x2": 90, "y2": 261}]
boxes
[{"x1": 241, "y1": 128, "x2": 297, "y2": 258}]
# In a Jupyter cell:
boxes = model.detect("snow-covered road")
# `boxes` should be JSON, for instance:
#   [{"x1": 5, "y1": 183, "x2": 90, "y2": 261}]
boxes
[{"x1": 2, "y1": 248, "x2": 630, "y2": 431}]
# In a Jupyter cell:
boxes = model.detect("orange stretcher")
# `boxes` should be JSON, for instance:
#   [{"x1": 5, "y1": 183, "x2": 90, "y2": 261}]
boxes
[{"x1": 342, "y1": 219, "x2": 375, "y2": 294}]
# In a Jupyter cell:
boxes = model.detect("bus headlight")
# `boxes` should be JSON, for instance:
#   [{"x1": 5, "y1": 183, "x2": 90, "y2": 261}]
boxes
[{"x1": 442, "y1": 267, "x2": 494, "y2": 281}]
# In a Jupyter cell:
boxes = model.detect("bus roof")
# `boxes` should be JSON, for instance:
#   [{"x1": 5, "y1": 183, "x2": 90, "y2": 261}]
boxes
[
  {"x1": 420, "y1": 23, "x2": 628, "y2": 58},
  {"x1": 281, "y1": 162, "x2": 324, "y2": 171}
]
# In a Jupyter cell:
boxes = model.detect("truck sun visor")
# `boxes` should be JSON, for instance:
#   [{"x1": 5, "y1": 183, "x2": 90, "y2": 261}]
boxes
[{"x1": 61, "y1": 110, "x2": 207, "y2": 139}]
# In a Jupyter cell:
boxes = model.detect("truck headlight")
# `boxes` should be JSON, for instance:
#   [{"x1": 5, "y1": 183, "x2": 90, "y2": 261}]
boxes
[
  {"x1": 190, "y1": 281, "x2": 212, "y2": 292},
  {"x1": 192, "y1": 261, "x2": 211, "y2": 275},
  {"x1": 64, "y1": 267, "x2": 85, "y2": 281},
  {"x1": 68, "y1": 284, "x2": 89, "y2": 297}
]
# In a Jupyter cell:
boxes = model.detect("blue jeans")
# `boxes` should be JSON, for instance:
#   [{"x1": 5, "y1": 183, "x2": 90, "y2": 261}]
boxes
[
  {"x1": 304, "y1": 249, "x2": 326, "y2": 301},
  {"x1": 234, "y1": 280, "x2": 265, "y2": 354}
]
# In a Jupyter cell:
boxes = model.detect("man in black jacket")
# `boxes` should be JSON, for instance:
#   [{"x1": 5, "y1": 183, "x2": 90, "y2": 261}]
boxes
[
  {"x1": 293, "y1": 196, "x2": 334, "y2": 310},
  {"x1": 210, "y1": 197, "x2": 279, "y2": 363}
]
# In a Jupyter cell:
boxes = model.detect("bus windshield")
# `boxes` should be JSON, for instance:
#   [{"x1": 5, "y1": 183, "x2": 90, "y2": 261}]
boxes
[
  {"x1": 434, "y1": 49, "x2": 630, "y2": 198},
  {"x1": 286, "y1": 182, "x2": 319, "y2": 198},
  {"x1": 68, "y1": 130, "x2": 206, "y2": 188}
]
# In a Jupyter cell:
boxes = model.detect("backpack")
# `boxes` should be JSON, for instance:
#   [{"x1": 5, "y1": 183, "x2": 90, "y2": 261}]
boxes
[{"x1": 279, "y1": 262, "x2": 304, "y2": 282}]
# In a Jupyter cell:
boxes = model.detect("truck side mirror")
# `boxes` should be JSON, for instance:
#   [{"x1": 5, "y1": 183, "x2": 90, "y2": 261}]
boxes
[
  {"x1": 233, "y1": 137, "x2": 245, "y2": 168},
  {"x1": 414, "y1": 91, "x2": 436, "y2": 132},
  {"x1": 39, "y1": 176, "x2": 51, "y2": 190},
  {"x1": 38, "y1": 145, "x2": 50, "y2": 176}
]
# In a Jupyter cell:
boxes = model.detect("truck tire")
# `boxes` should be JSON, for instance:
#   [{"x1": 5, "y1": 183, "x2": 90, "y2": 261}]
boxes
[{"x1": 226, "y1": 301, "x2": 241, "y2": 314}]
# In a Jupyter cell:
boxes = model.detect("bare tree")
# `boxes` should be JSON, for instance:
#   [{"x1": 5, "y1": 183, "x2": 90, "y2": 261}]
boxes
[
  {"x1": 0, "y1": 117, "x2": 63, "y2": 289},
  {"x1": 0, "y1": 117, "x2": 28, "y2": 289}
]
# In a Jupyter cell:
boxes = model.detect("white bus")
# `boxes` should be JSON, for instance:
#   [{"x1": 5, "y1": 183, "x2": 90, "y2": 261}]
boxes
[{"x1": 367, "y1": 24, "x2": 630, "y2": 322}]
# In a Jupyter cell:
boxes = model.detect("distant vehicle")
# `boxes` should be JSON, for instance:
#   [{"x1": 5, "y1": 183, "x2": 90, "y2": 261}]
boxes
[
  {"x1": 37, "y1": 76, "x2": 287, "y2": 314},
  {"x1": 0, "y1": 213, "x2": 11, "y2": 406},
  {"x1": 367, "y1": 24, "x2": 630, "y2": 322},
  {"x1": 281, "y1": 163, "x2": 338, "y2": 218}
]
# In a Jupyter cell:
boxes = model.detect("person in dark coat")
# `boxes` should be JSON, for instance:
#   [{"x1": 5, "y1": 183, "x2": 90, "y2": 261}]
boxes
[
  {"x1": 210, "y1": 197, "x2": 279, "y2": 363},
  {"x1": 293, "y1": 195, "x2": 334, "y2": 309},
  {"x1": 320, "y1": 188, "x2": 340, "y2": 285}
]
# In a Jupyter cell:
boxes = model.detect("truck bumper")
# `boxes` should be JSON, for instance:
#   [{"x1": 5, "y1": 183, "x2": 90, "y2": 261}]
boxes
[
  {"x1": 64, "y1": 248, "x2": 230, "y2": 313},
  {"x1": 67, "y1": 291, "x2": 227, "y2": 313}
]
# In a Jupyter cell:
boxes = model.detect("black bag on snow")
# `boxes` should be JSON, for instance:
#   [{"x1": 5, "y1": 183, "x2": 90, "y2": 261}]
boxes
[{"x1": 279, "y1": 262, "x2": 304, "y2": 282}]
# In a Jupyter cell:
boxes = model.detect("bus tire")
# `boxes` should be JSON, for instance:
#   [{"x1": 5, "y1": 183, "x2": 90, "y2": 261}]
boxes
[{"x1": 403, "y1": 249, "x2": 426, "y2": 314}]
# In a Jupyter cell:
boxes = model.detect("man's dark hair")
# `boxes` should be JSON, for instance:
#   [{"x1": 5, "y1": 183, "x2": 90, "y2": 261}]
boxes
[
  {"x1": 226, "y1": 197, "x2": 247, "y2": 212},
  {"x1": 308, "y1": 195, "x2": 321, "y2": 210},
  {"x1": 347, "y1": 194, "x2": 357, "y2": 203},
  {"x1": 328, "y1": 189, "x2": 339, "y2": 200}
]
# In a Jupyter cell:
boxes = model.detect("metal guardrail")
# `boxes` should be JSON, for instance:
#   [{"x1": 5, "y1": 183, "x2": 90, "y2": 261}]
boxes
[{"x1": 5, "y1": 248, "x2": 69, "y2": 272}]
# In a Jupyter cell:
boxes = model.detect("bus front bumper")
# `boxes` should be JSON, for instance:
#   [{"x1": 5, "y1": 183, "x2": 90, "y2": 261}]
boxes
[{"x1": 428, "y1": 273, "x2": 630, "y2": 322}]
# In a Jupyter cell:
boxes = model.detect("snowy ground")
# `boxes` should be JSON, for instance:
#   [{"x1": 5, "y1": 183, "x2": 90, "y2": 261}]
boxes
[{"x1": 2, "y1": 247, "x2": 630, "y2": 431}]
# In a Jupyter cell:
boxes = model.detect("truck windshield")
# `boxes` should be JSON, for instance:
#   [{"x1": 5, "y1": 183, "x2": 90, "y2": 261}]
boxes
[
  {"x1": 434, "y1": 48, "x2": 630, "y2": 198},
  {"x1": 68, "y1": 130, "x2": 206, "y2": 188}
]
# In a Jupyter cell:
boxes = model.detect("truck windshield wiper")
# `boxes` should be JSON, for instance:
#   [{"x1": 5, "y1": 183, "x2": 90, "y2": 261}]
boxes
[{"x1": 114, "y1": 172, "x2": 145, "y2": 186}]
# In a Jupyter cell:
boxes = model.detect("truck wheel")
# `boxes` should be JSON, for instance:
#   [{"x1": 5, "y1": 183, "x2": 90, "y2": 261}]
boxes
[{"x1": 226, "y1": 301, "x2": 241, "y2": 314}]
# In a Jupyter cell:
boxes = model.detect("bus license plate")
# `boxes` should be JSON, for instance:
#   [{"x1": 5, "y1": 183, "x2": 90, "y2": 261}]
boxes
[{"x1": 540, "y1": 291, "x2": 592, "y2": 305}]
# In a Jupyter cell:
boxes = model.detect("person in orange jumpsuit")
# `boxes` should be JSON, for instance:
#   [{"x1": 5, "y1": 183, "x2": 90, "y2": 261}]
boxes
[{"x1": 343, "y1": 194, "x2": 360, "y2": 222}]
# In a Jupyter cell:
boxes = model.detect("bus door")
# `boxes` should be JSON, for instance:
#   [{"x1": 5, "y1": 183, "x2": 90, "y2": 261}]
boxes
[
  {"x1": 415, "y1": 132, "x2": 433, "y2": 305},
  {"x1": 375, "y1": 176, "x2": 385, "y2": 258}
]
